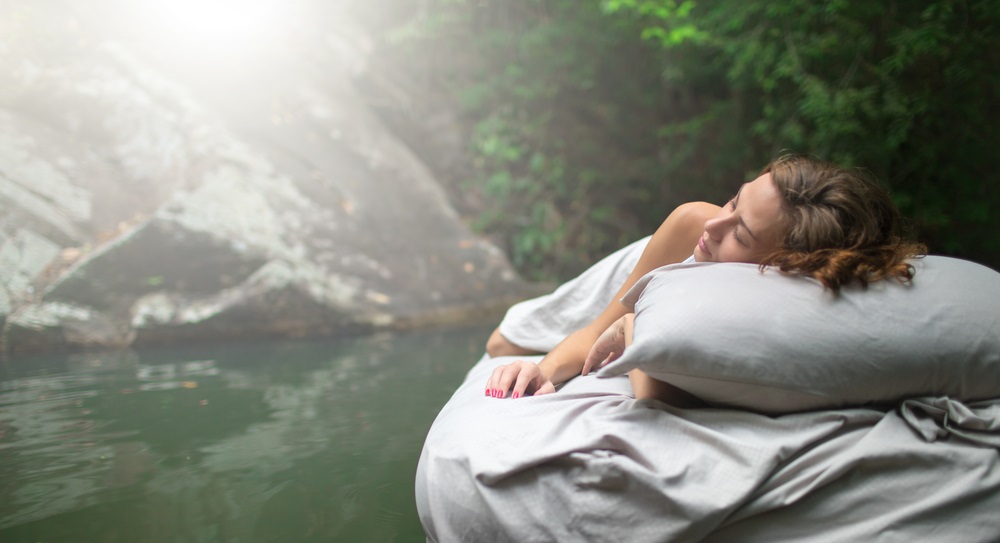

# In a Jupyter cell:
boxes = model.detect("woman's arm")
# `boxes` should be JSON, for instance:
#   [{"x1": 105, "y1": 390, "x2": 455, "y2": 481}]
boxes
[
  {"x1": 485, "y1": 201, "x2": 718, "y2": 399},
  {"x1": 583, "y1": 313, "x2": 634, "y2": 372},
  {"x1": 629, "y1": 369, "x2": 705, "y2": 406},
  {"x1": 588, "y1": 313, "x2": 705, "y2": 407},
  {"x1": 579, "y1": 312, "x2": 707, "y2": 406},
  {"x1": 485, "y1": 327, "x2": 542, "y2": 358}
]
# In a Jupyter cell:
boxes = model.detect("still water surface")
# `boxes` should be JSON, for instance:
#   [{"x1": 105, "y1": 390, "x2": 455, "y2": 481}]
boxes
[{"x1": 0, "y1": 325, "x2": 492, "y2": 542}]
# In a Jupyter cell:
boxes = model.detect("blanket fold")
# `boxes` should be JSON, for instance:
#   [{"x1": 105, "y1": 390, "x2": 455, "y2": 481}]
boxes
[{"x1": 900, "y1": 396, "x2": 1000, "y2": 447}]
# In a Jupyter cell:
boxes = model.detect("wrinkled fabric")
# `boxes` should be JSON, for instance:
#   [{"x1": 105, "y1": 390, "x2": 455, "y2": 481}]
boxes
[
  {"x1": 498, "y1": 236, "x2": 650, "y2": 352},
  {"x1": 416, "y1": 356, "x2": 1000, "y2": 542},
  {"x1": 420, "y1": 242, "x2": 1000, "y2": 542},
  {"x1": 900, "y1": 396, "x2": 1000, "y2": 447}
]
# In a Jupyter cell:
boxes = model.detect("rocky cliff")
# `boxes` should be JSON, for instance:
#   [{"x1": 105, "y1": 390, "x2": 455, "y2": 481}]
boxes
[{"x1": 0, "y1": 1, "x2": 530, "y2": 353}]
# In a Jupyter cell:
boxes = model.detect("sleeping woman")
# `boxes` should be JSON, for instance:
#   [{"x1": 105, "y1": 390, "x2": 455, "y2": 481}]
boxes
[{"x1": 483, "y1": 154, "x2": 926, "y2": 404}]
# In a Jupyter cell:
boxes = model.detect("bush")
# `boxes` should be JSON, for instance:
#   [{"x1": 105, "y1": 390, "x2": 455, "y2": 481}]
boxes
[{"x1": 379, "y1": 0, "x2": 1000, "y2": 279}]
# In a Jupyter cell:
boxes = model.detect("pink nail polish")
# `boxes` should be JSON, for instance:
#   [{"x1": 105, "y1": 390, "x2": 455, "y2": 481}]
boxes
[{"x1": 512, "y1": 392, "x2": 520, "y2": 399}]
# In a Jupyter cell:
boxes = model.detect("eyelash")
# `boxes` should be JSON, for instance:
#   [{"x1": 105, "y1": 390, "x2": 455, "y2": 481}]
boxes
[
  {"x1": 727, "y1": 198, "x2": 747, "y2": 246},
  {"x1": 733, "y1": 228, "x2": 745, "y2": 245}
]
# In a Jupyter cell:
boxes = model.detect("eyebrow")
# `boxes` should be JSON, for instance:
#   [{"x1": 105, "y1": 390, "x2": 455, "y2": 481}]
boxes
[{"x1": 733, "y1": 184, "x2": 759, "y2": 241}]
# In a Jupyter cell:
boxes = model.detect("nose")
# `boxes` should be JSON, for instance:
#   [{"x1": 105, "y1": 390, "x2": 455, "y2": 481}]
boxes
[{"x1": 704, "y1": 213, "x2": 730, "y2": 241}]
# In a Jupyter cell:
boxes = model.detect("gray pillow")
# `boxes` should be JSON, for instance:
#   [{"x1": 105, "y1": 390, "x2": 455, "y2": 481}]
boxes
[{"x1": 597, "y1": 256, "x2": 1000, "y2": 413}]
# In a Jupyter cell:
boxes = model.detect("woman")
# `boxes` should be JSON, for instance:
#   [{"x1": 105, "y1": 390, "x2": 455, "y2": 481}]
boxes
[{"x1": 484, "y1": 155, "x2": 925, "y2": 403}]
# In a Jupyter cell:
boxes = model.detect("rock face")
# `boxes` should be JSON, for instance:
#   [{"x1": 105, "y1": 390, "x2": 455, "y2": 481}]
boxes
[{"x1": 0, "y1": 2, "x2": 528, "y2": 353}]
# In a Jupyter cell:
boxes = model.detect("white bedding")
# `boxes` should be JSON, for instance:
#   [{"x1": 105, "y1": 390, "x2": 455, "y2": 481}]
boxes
[
  {"x1": 416, "y1": 239, "x2": 1000, "y2": 542},
  {"x1": 417, "y1": 355, "x2": 1000, "y2": 542}
]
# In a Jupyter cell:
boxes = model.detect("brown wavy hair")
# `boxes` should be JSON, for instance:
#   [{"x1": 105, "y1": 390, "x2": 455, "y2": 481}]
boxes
[{"x1": 758, "y1": 155, "x2": 927, "y2": 290}]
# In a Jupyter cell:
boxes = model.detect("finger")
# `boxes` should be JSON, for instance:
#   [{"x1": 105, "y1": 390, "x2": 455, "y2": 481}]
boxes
[
  {"x1": 535, "y1": 381, "x2": 556, "y2": 395},
  {"x1": 583, "y1": 347, "x2": 613, "y2": 375},
  {"x1": 510, "y1": 366, "x2": 538, "y2": 399},
  {"x1": 485, "y1": 366, "x2": 499, "y2": 396},
  {"x1": 486, "y1": 363, "x2": 512, "y2": 397},
  {"x1": 583, "y1": 347, "x2": 607, "y2": 375},
  {"x1": 494, "y1": 363, "x2": 521, "y2": 398},
  {"x1": 598, "y1": 351, "x2": 615, "y2": 370}
]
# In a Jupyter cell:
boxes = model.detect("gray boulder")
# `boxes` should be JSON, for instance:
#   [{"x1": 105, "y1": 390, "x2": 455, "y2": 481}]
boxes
[{"x1": 0, "y1": 2, "x2": 530, "y2": 353}]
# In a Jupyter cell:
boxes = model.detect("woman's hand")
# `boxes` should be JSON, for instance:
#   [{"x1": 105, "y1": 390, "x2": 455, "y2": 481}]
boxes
[
  {"x1": 582, "y1": 314, "x2": 634, "y2": 375},
  {"x1": 486, "y1": 360, "x2": 556, "y2": 399}
]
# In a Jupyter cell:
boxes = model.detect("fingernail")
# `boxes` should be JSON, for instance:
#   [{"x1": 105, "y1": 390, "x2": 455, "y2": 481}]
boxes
[
  {"x1": 512, "y1": 392, "x2": 520, "y2": 399},
  {"x1": 485, "y1": 388, "x2": 491, "y2": 396}
]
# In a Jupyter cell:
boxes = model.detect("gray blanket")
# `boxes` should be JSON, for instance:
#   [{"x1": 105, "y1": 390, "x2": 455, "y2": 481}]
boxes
[{"x1": 416, "y1": 238, "x2": 1000, "y2": 542}]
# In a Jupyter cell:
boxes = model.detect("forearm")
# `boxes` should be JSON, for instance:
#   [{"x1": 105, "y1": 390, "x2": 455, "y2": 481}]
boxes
[
  {"x1": 537, "y1": 204, "x2": 713, "y2": 385},
  {"x1": 486, "y1": 202, "x2": 717, "y2": 398},
  {"x1": 540, "y1": 312, "x2": 637, "y2": 385},
  {"x1": 486, "y1": 327, "x2": 542, "y2": 357},
  {"x1": 536, "y1": 326, "x2": 603, "y2": 385},
  {"x1": 630, "y1": 370, "x2": 705, "y2": 407},
  {"x1": 620, "y1": 312, "x2": 699, "y2": 405}
]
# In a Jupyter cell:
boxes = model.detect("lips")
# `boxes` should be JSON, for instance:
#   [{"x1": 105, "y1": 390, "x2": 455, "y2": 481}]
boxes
[{"x1": 698, "y1": 237, "x2": 712, "y2": 258}]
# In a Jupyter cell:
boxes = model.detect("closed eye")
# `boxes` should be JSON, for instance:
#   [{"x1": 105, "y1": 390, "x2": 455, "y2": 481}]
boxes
[
  {"x1": 729, "y1": 184, "x2": 751, "y2": 246},
  {"x1": 729, "y1": 184, "x2": 744, "y2": 210}
]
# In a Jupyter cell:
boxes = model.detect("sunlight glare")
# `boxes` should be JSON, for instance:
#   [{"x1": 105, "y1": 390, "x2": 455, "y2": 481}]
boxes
[{"x1": 142, "y1": 0, "x2": 289, "y2": 56}]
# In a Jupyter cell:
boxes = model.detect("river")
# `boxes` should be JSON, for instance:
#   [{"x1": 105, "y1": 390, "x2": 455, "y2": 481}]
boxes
[{"x1": 0, "y1": 325, "x2": 493, "y2": 542}]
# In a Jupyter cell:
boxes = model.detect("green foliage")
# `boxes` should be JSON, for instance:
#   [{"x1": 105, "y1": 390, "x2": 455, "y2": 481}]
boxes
[
  {"x1": 601, "y1": 0, "x2": 707, "y2": 46},
  {"x1": 391, "y1": 0, "x2": 667, "y2": 279},
  {"x1": 382, "y1": 0, "x2": 1000, "y2": 279},
  {"x1": 467, "y1": 113, "x2": 564, "y2": 274},
  {"x1": 606, "y1": 0, "x2": 1000, "y2": 264}
]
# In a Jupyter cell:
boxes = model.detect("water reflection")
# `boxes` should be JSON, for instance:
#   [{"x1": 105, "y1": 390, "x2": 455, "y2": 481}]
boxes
[{"x1": 0, "y1": 325, "x2": 490, "y2": 542}]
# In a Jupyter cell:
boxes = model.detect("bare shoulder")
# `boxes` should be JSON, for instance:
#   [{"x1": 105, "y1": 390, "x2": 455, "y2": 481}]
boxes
[
  {"x1": 651, "y1": 201, "x2": 720, "y2": 240},
  {"x1": 631, "y1": 201, "x2": 722, "y2": 270},
  {"x1": 668, "y1": 201, "x2": 720, "y2": 225}
]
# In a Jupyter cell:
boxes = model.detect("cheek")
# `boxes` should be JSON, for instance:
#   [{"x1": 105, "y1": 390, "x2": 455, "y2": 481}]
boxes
[
  {"x1": 722, "y1": 241, "x2": 758, "y2": 263},
  {"x1": 717, "y1": 242, "x2": 739, "y2": 261}
]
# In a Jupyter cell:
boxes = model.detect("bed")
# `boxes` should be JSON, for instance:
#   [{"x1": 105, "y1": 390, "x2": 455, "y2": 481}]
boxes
[{"x1": 415, "y1": 238, "x2": 1000, "y2": 542}]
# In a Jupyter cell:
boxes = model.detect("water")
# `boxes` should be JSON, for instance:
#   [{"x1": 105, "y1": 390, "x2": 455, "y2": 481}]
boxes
[{"x1": 0, "y1": 325, "x2": 493, "y2": 542}]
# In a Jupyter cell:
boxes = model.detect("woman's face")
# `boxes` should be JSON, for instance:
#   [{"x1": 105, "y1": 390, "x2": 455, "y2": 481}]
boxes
[{"x1": 693, "y1": 172, "x2": 784, "y2": 264}]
